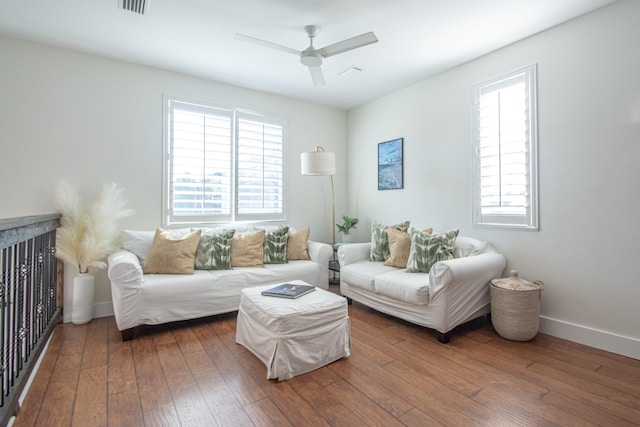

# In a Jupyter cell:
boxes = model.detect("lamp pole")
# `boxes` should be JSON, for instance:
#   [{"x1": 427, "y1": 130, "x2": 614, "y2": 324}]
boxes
[
  {"x1": 330, "y1": 173, "x2": 335, "y2": 245},
  {"x1": 300, "y1": 146, "x2": 337, "y2": 245}
]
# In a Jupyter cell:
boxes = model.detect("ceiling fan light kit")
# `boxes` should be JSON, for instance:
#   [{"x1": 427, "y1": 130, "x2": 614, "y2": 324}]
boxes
[
  {"x1": 301, "y1": 50, "x2": 322, "y2": 67},
  {"x1": 235, "y1": 25, "x2": 378, "y2": 87}
]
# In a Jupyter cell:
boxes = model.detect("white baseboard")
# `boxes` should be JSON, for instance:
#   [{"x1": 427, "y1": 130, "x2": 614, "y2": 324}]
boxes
[
  {"x1": 62, "y1": 301, "x2": 114, "y2": 323},
  {"x1": 539, "y1": 316, "x2": 640, "y2": 360},
  {"x1": 93, "y1": 301, "x2": 115, "y2": 319}
]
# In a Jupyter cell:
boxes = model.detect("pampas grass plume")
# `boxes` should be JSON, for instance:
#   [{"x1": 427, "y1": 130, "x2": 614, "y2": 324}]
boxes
[{"x1": 55, "y1": 181, "x2": 133, "y2": 273}]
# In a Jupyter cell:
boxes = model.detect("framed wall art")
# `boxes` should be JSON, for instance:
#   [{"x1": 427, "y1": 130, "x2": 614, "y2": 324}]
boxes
[{"x1": 378, "y1": 138, "x2": 403, "y2": 190}]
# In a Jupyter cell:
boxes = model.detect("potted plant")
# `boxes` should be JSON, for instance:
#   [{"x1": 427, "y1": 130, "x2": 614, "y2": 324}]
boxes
[
  {"x1": 336, "y1": 215, "x2": 359, "y2": 243},
  {"x1": 55, "y1": 181, "x2": 132, "y2": 324}
]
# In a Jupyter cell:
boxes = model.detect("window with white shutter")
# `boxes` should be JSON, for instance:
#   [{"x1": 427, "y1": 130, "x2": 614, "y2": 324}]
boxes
[
  {"x1": 472, "y1": 65, "x2": 538, "y2": 230},
  {"x1": 235, "y1": 114, "x2": 284, "y2": 220},
  {"x1": 163, "y1": 97, "x2": 285, "y2": 225}
]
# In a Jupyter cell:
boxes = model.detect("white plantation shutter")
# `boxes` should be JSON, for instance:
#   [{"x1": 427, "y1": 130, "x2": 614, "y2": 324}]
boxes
[
  {"x1": 472, "y1": 65, "x2": 538, "y2": 230},
  {"x1": 164, "y1": 98, "x2": 285, "y2": 225},
  {"x1": 236, "y1": 115, "x2": 284, "y2": 220}
]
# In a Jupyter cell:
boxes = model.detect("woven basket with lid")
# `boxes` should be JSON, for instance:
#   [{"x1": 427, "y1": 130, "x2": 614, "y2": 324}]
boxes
[{"x1": 490, "y1": 270, "x2": 544, "y2": 341}]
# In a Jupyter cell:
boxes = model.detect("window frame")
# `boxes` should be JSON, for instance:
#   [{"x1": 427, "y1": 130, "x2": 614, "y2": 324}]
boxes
[
  {"x1": 471, "y1": 64, "x2": 539, "y2": 231},
  {"x1": 162, "y1": 96, "x2": 286, "y2": 227}
]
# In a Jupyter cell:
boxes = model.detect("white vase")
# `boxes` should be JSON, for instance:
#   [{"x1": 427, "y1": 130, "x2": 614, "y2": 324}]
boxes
[
  {"x1": 72, "y1": 273, "x2": 95, "y2": 325},
  {"x1": 341, "y1": 234, "x2": 353, "y2": 243}
]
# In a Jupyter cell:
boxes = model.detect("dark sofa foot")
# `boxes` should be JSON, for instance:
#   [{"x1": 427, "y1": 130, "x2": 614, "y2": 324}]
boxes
[
  {"x1": 436, "y1": 331, "x2": 450, "y2": 344},
  {"x1": 346, "y1": 297, "x2": 353, "y2": 305},
  {"x1": 121, "y1": 328, "x2": 134, "y2": 341}
]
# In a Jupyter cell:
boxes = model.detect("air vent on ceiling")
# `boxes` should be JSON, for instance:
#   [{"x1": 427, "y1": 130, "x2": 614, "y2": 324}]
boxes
[
  {"x1": 339, "y1": 66, "x2": 363, "y2": 79},
  {"x1": 119, "y1": 0, "x2": 148, "y2": 15}
]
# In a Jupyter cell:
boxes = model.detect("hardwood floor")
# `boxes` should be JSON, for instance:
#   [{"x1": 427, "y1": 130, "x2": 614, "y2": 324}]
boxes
[{"x1": 11, "y1": 291, "x2": 640, "y2": 426}]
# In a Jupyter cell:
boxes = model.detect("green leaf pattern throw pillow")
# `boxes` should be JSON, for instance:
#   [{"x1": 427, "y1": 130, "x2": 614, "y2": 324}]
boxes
[
  {"x1": 194, "y1": 229, "x2": 235, "y2": 270},
  {"x1": 369, "y1": 220, "x2": 410, "y2": 261},
  {"x1": 406, "y1": 229, "x2": 459, "y2": 273},
  {"x1": 264, "y1": 226, "x2": 290, "y2": 264}
]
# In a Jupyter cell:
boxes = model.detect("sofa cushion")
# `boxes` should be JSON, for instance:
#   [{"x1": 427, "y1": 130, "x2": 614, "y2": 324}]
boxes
[
  {"x1": 231, "y1": 229, "x2": 265, "y2": 267},
  {"x1": 121, "y1": 230, "x2": 155, "y2": 263},
  {"x1": 453, "y1": 236, "x2": 489, "y2": 258},
  {"x1": 374, "y1": 270, "x2": 430, "y2": 305},
  {"x1": 369, "y1": 220, "x2": 410, "y2": 262},
  {"x1": 194, "y1": 229, "x2": 235, "y2": 270},
  {"x1": 122, "y1": 228, "x2": 192, "y2": 263},
  {"x1": 263, "y1": 226, "x2": 290, "y2": 264},
  {"x1": 287, "y1": 226, "x2": 310, "y2": 260},
  {"x1": 142, "y1": 228, "x2": 201, "y2": 274},
  {"x1": 406, "y1": 229, "x2": 459, "y2": 273},
  {"x1": 340, "y1": 260, "x2": 397, "y2": 292}
]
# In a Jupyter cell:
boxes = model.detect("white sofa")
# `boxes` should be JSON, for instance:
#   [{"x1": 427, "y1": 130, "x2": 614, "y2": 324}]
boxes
[
  {"x1": 338, "y1": 236, "x2": 506, "y2": 343},
  {"x1": 107, "y1": 229, "x2": 333, "y2": 340}
]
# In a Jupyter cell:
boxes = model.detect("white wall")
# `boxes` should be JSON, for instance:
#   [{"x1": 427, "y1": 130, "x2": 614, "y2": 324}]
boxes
[
  {"x1": 0, "y1": 37, "x2": 347, "y2": 319},
  {"x1": 347, "y1": 0, "x2": 640, "y2": 358}
]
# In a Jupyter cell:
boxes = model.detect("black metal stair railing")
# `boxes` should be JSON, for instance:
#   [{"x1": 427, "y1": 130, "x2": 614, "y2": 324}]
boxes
[{"x1": 0, "y1": 214, "x2": 62, "y2": 427}]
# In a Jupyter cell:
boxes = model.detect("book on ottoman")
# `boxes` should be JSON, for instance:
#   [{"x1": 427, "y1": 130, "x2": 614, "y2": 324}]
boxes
[{"x1": 261, "y1": 283, "x2": 316, "y2": 299}]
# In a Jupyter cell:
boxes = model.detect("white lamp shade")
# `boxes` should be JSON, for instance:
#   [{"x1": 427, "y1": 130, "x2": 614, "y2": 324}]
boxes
[{"x1": 301, "y1": 151, "x2": 336, "y2": 176}]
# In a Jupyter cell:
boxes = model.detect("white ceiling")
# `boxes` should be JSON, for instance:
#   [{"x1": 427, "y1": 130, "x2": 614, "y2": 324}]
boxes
[{"x1": 0, "y1": 0, "x2": 616, "y2": 110}]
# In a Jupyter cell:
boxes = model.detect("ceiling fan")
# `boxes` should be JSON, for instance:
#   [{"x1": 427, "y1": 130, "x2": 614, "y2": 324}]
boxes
[{"x1": 235, "y1": 25, "x2": 378, "y2": 87}]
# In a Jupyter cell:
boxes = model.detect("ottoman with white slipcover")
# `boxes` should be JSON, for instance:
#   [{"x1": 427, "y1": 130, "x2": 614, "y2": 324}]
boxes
[{"x1": 236, "y1": 280, "x2": 350, "y2": 381}]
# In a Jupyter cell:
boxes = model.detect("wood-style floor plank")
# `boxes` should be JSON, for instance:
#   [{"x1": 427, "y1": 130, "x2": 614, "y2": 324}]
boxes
[
  {"x1": 243, "y1": 397, "x2": 293, "y2": 427},
  {"x1": 164, "y1": 372, "x2": 217, "y2": 427},
  {"x1": 324, "y1": 378, "x2": 406, "y2": 427},
  {"x1": 71, "y1": 364, "x2": 107, "y2": 427},
  {"x1": 472, "y1": 382, "x2": 600, "y2": 427},
  {"x1": 327, "y1": 357, "x2": 414, "y2": 418},
  {"x1": 192, "y1": 322, "x2": 266, "y2": 407},
  {"x1": 143, "y1": 403, "x2": 181, "y2": 427},
  {"x1": 10, "y1": 323, "x2": 66, "y2": 427},
  {"x1": 288, "y1": 374, "x2": 374, "y2": 426},
  {"x1": 131, "y1": 334, "x2": 174, "y2": 412},
  {"x1": 81, "y1": 317, "x2": 109, "y2": 370},
  {"x1": 191, "y1": 367, "x2": 255, "y2": 427},
  {"x1": 107, "y1": 322, "x2": 143, "y2": 427},
  {"x1": 34, "y1": 339, "x2": 82, "y2": 426},
  {"x1": 9, "y1": 293, "x2": 640, "y2": 427}
]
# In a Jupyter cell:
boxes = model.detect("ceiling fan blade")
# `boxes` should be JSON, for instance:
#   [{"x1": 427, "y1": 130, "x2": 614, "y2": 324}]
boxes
[
  {"x1": 308, "y1": 66, "x2": 326, "y2": 86},
  {"x1": 234, "y1": 33, "x2": 300, "y2": 56},
  {"x1": 317, "y1": 32, "x2": 378, "y2": 58}
]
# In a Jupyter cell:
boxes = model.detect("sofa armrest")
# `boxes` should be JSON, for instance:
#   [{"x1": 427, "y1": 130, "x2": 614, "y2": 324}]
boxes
[
  {"x1": 107, "y1": 249, "x2": 144, "y2": 289},
  {"x1": 307, "y1": 240, "x2": 333, "y2": 271},
  {"x1": 337, "y1": 242, "x2": 371, "y2": 267},
  {"x1": 429, "y1": 252, "x2": 506, "y2": 299}
]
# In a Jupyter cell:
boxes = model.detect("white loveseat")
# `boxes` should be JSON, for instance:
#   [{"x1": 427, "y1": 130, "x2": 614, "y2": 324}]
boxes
[
  {"x1": 338, "y1": 236, "x2": 506, "y2": 342},
  {"x1": 107, "y1": 228, "x2": 333, "y2": 340}
]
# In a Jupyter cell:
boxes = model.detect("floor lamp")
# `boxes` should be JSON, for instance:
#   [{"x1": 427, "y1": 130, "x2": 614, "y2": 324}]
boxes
[{"x1": 301, "y1": 146, "x2": 336, "y2": 245}]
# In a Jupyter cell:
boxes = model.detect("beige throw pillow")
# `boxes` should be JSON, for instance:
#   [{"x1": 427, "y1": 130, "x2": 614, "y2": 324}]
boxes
[
  {"x1": 385, "y1": 227, "x2": 433, "y2": 268},
  {"x1": 287, "y1": 226, "x2": 310, "y2": 260},
  {"x1": 230, "y1": 229, "x2": 265, "y2": 267},
  {"x1": 142, "y1": 228, "x2": 201, "y2": 274}
]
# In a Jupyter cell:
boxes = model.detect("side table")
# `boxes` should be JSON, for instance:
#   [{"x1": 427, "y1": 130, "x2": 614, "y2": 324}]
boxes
[
  {"x1": 329, "y1": 243, "x2": 354, "y2": 286},
  {"x1": 329, "y1": 259, "x2": 340, "y2": 285}
]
